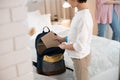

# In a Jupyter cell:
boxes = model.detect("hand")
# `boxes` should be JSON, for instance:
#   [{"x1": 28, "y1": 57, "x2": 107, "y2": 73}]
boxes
[
  {"x1": 58, "y1": 42, "x2": 66, "y2": 49},
  {"x1": 116, "y1": 1, "x2": 120, "y2": 5},
  {"x1": 118, "y1": 1, "x2": 120, "y2": 5}
]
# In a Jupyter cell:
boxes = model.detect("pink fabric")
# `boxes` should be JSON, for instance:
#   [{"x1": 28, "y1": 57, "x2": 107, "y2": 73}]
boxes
[
  {"x1": 96, "y1": 0, "x2": 113, "y2": 24},
  {"x1": 96, "y1": 0, "x2": 120, "y2": 24}
]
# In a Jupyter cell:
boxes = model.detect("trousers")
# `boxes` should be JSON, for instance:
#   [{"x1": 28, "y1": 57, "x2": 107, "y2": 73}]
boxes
[
  {"x1": 98, "y1": 7, "x2": 120, "y2": 41},
  {"x1": 72, "y1": 54, "x2": 90, "y2": 80}
]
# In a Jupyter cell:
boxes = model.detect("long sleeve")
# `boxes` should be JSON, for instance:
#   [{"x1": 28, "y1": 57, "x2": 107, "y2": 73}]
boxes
[{"x1": 66, "y1": 9, "x2": 93, "y2": 59}]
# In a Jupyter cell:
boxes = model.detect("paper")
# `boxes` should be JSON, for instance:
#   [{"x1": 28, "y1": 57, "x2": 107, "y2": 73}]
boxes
[{"x1": 41, "y1": 32, "x2": 60, "y2": 48}]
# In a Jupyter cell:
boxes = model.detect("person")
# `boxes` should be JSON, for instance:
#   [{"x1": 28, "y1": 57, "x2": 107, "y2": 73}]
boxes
[
  {"x1": 96, "y1": 0, "x2": 120, "y2": 41},
  {"x1": 55, "y1": 0, "x2": 93, "y2": 80}
]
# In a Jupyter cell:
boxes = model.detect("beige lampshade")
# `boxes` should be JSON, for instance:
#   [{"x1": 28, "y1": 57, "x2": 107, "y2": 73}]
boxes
[{"x1": 62, "y1": 1, "x2": 71, "y2": 8}]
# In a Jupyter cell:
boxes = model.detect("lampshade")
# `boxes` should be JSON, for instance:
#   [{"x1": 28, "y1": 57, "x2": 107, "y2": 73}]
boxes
[
  {"x1": 62, "y1": 1, "x2": 71, "y2": 8},
  {"x1": 74, "y1": 7, "x2": 78, "y2": 13}
]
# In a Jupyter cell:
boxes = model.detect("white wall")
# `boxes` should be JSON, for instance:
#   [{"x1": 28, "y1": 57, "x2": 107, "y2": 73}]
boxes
[
  {"x1": 0, "y1": 0, "x2": 33, "y2": 80},
  {"x1": 27, "y1": 0, "x2": 42, "y2": 12}
]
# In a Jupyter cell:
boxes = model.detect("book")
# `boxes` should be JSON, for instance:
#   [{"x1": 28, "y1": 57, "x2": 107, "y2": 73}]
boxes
[{"x1": 41, "y1": 32, "x2": 60, "y2": 48}]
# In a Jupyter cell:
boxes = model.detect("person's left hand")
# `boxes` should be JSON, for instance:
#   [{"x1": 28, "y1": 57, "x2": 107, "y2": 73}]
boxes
[
  {"x1": 58, "y1": 42, "x2": 66, "y2": 49},
  {"x1": 116, "y1": 1, "x2": 120, "y2": 5}
]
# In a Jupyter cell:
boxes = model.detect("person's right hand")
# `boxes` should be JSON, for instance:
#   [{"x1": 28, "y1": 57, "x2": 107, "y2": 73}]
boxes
[{"x1": 116, "y1": 0, "x2": 120, "y2": 5}]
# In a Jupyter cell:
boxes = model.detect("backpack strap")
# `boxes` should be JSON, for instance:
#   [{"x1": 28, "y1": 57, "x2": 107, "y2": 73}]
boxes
[{"x1": 43, "y1": 26, "x2": 50, "y2": 33}]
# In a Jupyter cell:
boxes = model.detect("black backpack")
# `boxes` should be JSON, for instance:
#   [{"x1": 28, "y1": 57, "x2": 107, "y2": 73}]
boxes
[{"x1": 34, "y1": 26, "x2": 66, "y2": 76}]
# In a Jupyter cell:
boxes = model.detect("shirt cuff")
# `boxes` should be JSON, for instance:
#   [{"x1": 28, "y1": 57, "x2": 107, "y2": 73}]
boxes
[
  {"x1": 65, "y1": 36, "x2": 68, "y2": 42},
  {"x1": 73, "y1": 43, "x2": 81, "y2": 52}
]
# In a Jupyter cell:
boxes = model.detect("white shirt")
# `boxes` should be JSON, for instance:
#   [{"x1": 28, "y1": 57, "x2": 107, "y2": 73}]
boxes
[{"x1": 66, "y1": 9, "x2": 93, "y2": 59}]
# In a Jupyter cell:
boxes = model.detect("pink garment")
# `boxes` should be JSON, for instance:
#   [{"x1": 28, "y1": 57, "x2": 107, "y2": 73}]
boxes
[{"x1": 96, "y1": 0, "x2": 119, "y2": 24}]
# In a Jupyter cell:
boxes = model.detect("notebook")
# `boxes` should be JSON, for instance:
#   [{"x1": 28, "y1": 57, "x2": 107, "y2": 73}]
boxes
[{"x1": 41, "y1": 32, "x2": 60, "y2": 48}]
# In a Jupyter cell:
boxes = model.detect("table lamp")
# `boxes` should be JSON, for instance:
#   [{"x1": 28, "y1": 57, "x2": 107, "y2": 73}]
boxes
[{"x1": 62, "y1": 0, "x2": 71, "y2": 19}]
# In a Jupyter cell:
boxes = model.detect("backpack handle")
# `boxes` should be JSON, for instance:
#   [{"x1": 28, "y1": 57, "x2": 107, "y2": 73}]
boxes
[{"x1": 43, "y1": 26, "x2": 50, "y2": 33}]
